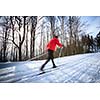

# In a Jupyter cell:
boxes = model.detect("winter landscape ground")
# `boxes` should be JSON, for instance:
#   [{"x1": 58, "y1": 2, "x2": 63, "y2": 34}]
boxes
[{"x1": 0, "y1": 52, "x2": 100, "y2": 83}]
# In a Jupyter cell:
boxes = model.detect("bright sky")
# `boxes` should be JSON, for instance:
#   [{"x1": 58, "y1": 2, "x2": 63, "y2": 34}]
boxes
[{"x1": 81, "y1": 16, "x2": 100, "y2": 37}]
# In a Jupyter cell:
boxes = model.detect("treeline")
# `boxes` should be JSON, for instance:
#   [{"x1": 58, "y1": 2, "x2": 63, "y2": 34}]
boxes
[{"x1": 0, "y1": 16, "x2": 100, "y2": 62}]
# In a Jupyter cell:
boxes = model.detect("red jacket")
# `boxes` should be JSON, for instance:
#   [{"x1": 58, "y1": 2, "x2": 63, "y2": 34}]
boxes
[{"x1": 46, "y1": 37, "x2": 63, "y2": 51}]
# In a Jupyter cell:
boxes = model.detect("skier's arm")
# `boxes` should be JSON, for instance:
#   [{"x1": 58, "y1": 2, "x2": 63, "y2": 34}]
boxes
[{"x1": 56, "y1": 39, "x2": 63, "y2": 48}]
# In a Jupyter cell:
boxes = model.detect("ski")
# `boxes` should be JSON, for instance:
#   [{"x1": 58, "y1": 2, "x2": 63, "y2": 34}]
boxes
[{"x1": 34, "y1": 63, "x2": 67, "y2": 76}]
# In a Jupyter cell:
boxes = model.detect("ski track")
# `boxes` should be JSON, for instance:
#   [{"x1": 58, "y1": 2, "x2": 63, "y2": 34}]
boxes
[{"x1": 0, "y1": 53, "x2": 100, "y2": 83}]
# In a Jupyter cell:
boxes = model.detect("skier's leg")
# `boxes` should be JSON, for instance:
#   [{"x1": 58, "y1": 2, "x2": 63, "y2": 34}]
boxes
[
  {"x1": 40, "y1": 57, "x2": 50, "y2": 71},
  {"x1": 40, "y1": 50, "x2": 51, "y2": 71},
  {"x1": 49, "y1": 50, "x2": 57, "y2": 68},
  {"x1": 51, "y1": 58, "x2": 57, "y2": 68}
]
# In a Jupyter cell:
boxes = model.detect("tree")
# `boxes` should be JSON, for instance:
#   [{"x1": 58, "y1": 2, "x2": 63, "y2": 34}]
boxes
[
  {"x1": 10, "y1": 16, "x2": 27, "y2": 61},
  {"x1": 95, "y1": 31, "x2": 100, "y2": 50},
  {"x1": 58, "y1": 16, "x2": 68, "y2": 43},
  {"x1": 25, "y1": 19, "x2": 29, "y2": 59},
  {"x1": 0, "y1": 16, "x2": 10, "y2": 61},
  {"x1": 67, "y1": 16, "x2": 87, "y2": 55},
  {"x1": 45, "y1": 16, "x2": 56, "y2": 37},
  {"x1": 30, "y1": 16, "x2": 37, "y2": 58}
]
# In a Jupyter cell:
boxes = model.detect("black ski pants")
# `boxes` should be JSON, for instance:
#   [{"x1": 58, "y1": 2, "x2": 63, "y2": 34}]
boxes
[{"x1": 41, "y1": 49, "x2": 56, "y2": 69}]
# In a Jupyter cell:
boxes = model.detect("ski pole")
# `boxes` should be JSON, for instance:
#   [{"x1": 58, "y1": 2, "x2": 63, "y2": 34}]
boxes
[{"x1": 59, "y1": 47, "x2": 63, "y2": 57}]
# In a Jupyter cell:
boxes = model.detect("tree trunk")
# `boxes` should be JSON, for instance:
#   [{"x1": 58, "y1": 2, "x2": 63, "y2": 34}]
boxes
[
  {"x1": 19, "y1": 45, "x2": 22, "y2": 61},
  {"x1": 3, "y1": 28, "x2": 8, "y2": 61},
  {"x1": 30, "y1": 16, "x2": 37, "y2": 58},
  {"x1": 69, "y1": 16, "x2": 73, "y2": 55},
  {"x1": 25, "y1": 23, "x2": 28, "y2": 59}
]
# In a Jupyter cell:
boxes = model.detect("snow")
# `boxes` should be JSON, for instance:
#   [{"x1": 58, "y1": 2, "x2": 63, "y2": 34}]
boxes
[{"x1": 0, "y1": 53, "x2": 100, "y2": 83}]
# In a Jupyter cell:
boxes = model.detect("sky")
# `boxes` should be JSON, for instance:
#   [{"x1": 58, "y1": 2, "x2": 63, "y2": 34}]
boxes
[{"x1": 81, "y1": 16, "x2": 100, "y2": 37}]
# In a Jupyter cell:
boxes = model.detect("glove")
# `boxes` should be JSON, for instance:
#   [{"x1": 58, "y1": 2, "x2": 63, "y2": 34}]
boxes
[{"x1": 62, "y1": 45, "x2": 65, "y2": 48}]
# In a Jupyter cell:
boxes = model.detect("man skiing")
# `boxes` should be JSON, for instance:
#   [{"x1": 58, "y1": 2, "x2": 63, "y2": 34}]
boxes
[{"x1": 40, "y1": 35, "x2": 63, "y2": 71}]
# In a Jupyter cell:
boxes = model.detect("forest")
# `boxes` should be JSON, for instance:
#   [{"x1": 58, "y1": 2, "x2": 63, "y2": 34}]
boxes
[{"x1": 0, "y1": 16, "x2": 100, "y2": 62}]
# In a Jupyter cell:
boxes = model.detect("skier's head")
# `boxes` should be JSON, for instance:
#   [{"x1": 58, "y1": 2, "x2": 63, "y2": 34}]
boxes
[
  {"x1": 53, "y1": 34, "x2": 58, "y2": 38},
  {"x1": 55, "y1": 35, "x2": 58, "y2": 38}
]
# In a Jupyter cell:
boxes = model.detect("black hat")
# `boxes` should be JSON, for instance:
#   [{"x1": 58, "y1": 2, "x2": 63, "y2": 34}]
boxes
[
  {"x1": 55, "y1": 35, "x2": 58, "y2": 38},
  {"x1": 53, "y1": 34, "x2": 58, "y2": 38}
]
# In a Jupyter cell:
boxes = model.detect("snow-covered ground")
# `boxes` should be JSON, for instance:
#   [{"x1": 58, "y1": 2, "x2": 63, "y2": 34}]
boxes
[{"x1": 0, "y1": 53, "x2": 100, "y2": 83}]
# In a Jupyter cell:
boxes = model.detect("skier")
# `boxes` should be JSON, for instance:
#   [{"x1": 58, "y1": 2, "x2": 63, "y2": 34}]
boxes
[{"x1": 40, "y1": 35, "x2": 63, "y2": 71}]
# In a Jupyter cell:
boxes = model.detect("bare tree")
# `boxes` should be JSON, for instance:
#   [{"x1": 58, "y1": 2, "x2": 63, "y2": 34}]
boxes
[
  {"x1": 30, "y1": 16, "x2": 37, "y2": 58},
  {"x1": 67, "y1": 16, "x2": 87, "y2": 55},
  {"x1": 0, "y1": 16, "x2": 11, "y2": 61},
  {"x1": 45, "y1": 16, "x2": 56, "y2": 37},
  {"x1": 10, "y1": 16, "x2": 27, "y2": 61},
  {"x1": 25, "y1": 20, "x2": 29, "y2": 59},
  {"x1": 58, "y1": 16, "x2": 68, "y2": 42}
]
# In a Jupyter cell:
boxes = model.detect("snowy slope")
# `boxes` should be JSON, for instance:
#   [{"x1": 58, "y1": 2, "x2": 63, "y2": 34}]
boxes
[{"x1": 0, "y1": 53, "x2": 100, "y2": 83}]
